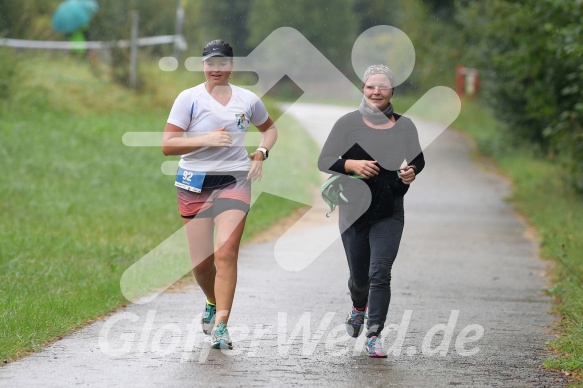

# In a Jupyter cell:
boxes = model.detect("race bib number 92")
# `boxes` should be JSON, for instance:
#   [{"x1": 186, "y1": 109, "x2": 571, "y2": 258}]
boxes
[{"x1": 175, "y1": 167, "x2": 206, "y2": 193}]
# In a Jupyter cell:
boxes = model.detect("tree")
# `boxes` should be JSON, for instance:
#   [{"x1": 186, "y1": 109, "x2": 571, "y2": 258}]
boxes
[
  {"x1": 246, "y1": 0, "x2": 358, "y2": 72},
  {"x1": 382, "y1": 0, "x2": 462, "y2": 90},
  {"x1": 457, "y1": 0, "x2": 583, "y2": 190},
  {"x1": 353, "y1": 0, "x2": 403, "y2": 33},
  {"x1": 0, "y1": 0, "x2": 61, "y2": 39},
  {"x1": 193, "y1": 0, "x2": 252, "y2": 56}
]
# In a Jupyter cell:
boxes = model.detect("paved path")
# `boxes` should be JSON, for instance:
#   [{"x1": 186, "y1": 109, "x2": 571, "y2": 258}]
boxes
[{"x1": 0, "y1": 103, "x2": 565, "y2": 387}]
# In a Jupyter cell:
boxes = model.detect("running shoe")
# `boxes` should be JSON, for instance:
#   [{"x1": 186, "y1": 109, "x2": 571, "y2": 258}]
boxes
[
  {"x1": 201, "y1": 301, "x2": 216, "y2": 335},
  {"x1": 345, "y1": 306, "x2": 367, "y2": 338},
  {"x1": 211, "y1": 322, "x2": 233, "y2": 349},
  {"x1": 364, "y1": 336, "x2": 388, "y2": 358}
]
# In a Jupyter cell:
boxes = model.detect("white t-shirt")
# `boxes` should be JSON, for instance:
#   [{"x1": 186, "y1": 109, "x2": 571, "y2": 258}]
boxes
[{"x1": 167, "y1": 83, "x2": 269, "y2": 172}]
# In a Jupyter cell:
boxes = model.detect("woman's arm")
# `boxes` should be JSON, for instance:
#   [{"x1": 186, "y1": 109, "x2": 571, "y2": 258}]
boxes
[
  {"x1": 318, "y1": 116, "x2": 379, "y2": 178},
  {"x1": 161, "y1": 123, "x2": 233, "y2": 156},
  {"x1": 247, "y1": 117, "x2": 278, "y2": 181},
  {"x1": 344, "y1": 159, "x2": 380, "y2": 178},
  {"x1": 399, "y1": 119, "x2": 426, "y2": 184},
  {"x1": 318, "y1": 119, "x2": 349, "y2": 174},
  {"x1": 251, "y1": 117, "x2": 278, "y2": 156},
  {"x1": 406, "y1": 118, "x2": 425, "y2": 175}
]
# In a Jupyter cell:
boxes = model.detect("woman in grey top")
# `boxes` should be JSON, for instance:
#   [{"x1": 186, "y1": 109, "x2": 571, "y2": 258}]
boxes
[{"x1": 318, "y1": 65, "x2": 424, "y2": 357}]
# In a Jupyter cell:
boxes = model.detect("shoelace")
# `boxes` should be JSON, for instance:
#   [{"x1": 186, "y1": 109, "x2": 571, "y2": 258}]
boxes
[
  {"x1": 350, "y1": 311, "x2": 366, "y2": 325},
  {"x1": 215, "y1": 324, "x2": 227, "y2": 338},
  {"x1": 368, "y1": 337, "x2": 382, "y2": 350}
]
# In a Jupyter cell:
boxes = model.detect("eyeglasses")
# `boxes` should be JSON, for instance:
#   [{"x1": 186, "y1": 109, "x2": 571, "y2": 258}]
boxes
[{"x1": 364, "y1": 84, "x2": 392, "y2": 91}]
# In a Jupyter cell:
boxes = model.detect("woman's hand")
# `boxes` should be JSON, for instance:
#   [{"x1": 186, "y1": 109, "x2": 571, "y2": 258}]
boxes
[
  {"x1": 247, "y1": 151, "x2": 264, "y2": 181},
  {"x1": 345, "y1": 159, "x2": 380, "y2": 179},
  {"x1": 204, "y1": 126, "x2": 233, "y2": 147},
  {"x1": 399, "y1": 165, "x2": 416, "y2": 184}
]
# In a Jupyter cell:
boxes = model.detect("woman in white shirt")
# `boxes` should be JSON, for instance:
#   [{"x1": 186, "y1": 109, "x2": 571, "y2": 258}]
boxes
[{"x1": 162, "y1": 40, "x2": 277, "y2": 350}]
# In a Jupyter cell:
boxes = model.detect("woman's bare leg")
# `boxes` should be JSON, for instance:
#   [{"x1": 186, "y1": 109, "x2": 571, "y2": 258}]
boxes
[
  {"x1": 183, "y1": 216, "x2": 216, "y2": 303},
  {"x1": 212, "y1": 209, "x2": 247, "y2": 325}
]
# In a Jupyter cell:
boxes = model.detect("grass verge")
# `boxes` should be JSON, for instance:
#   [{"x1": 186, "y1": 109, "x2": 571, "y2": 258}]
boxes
[{"x1": 0, "y1": 51, "x2": 319, "y2": 362}]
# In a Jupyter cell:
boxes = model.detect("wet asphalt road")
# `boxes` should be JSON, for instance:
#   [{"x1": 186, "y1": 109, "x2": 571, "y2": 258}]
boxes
[{"x1": 0, "y1": 103, "x2": 566, "y2": 387}]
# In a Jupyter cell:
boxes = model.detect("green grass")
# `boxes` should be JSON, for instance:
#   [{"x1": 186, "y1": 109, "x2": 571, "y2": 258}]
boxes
[
  {"x1": 448, "y1": 97, "x2": 583, "y2": 382},
  {"x1": 501, "y1": 151, "x2": 583, "y2": 376},
  {"x1": 0, "y1": 52, "x2": 319, "y2": 361}
]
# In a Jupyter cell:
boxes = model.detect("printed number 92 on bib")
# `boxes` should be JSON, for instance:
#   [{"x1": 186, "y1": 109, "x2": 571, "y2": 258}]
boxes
[{"x1": 175, "y1": 167, "x2": 206, "y2": 193}]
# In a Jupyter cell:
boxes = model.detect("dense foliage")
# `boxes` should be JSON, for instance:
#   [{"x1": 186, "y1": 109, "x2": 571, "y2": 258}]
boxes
[{"x1": 457, "y1": 0, "x2": 583, "y2": 191}]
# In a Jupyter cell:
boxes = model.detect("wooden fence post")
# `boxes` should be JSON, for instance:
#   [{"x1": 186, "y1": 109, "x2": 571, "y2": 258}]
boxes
[
  {"x1": 173, "y1": 0, "x2": 185, "y2": 60},
  {"x1": 129, "y1": 10, "x2": 139, "y2": 88}
]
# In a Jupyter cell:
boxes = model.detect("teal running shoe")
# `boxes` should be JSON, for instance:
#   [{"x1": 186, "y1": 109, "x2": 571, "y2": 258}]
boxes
[
  {"x1": 345, "y1": 306, "x2": 367, "y2": 338},
  {"x1": 364, "y1": 336, "x2": 387, "y2": 358},
  {"x1": 201, "y1": 301, "x2": 216, "y2": 335},
  {"x1": 211, "y1": 322, "x2": 233, "y2": 350}
]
